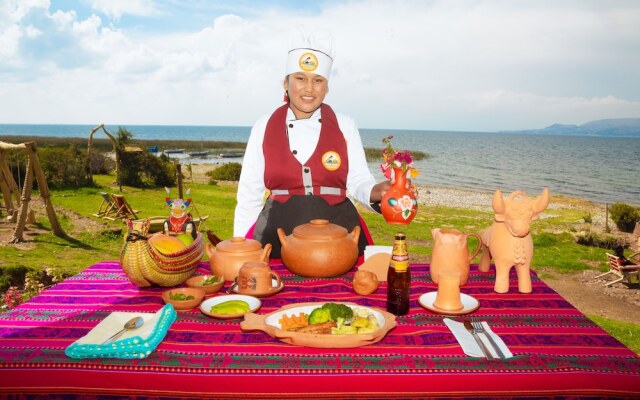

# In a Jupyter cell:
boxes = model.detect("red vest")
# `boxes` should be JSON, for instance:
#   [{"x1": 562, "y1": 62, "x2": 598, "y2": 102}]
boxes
[{"x1": 263, "y1": 104, "x2": 348, "y2": 205}]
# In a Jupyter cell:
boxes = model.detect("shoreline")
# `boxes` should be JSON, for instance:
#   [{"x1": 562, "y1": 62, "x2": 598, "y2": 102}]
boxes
[
  {"x1": 3, "y1": 134, "x2": 638, "y2": 207},
  {"x1": 189, "y1": 163, "x2": 601, "y2": 212},
  {"x1": 189, "y1": 163, "x2": 634, "y2": 250}
]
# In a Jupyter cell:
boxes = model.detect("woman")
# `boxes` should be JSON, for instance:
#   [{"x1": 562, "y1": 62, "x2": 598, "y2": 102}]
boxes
[{"x1": 234, "y1": 28, "x2": 392, "y2": 259}]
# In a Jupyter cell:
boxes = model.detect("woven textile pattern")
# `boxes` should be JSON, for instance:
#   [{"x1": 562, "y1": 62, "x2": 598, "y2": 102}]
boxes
[{"x1": 0, "y1": 261, "x2": 638, "y2": 399}]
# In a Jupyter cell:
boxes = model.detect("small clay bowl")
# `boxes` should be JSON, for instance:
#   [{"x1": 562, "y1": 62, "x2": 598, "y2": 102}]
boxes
[
  {"x1": 185, "y1": 275, "x2": 224, "y2": 295},
  {"x1": 162, "y1": 287, "x2": 205, "y2": 311}
]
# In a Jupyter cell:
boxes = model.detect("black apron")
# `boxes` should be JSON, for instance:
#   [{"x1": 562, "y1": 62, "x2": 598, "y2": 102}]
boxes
[{"x1": 253, "y1": 195, "x2": 368, "y2": 259}]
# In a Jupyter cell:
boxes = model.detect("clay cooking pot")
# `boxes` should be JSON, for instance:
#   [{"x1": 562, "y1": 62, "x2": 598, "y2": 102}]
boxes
[
  {"x1": 206, "y1": 237, "x2": 272, "y2": 282},
  {"x1": 277, "y1": 219, "x2": 360, "y2": 277}
]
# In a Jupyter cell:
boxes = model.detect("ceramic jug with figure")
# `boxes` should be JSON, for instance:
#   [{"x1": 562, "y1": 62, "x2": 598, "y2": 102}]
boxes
[{"x1": 430, "y1": 228, "x2": 482, "y2": 286}]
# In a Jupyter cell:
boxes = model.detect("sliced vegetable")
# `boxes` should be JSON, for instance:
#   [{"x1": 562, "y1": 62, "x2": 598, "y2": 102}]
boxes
[{"x1": 169, "y1": 292, "x2": 195, "y2": 301}]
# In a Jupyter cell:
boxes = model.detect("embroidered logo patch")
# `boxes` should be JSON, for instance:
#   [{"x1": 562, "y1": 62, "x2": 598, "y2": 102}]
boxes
[
  {"x1": 322, "y1": 151, "x2": 341, "y2": 171},
  {"x1": 299, "y1": 52, "x2": 319, "y2": 72}
]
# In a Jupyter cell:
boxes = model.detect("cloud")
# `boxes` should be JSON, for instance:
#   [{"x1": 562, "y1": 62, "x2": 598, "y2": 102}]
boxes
[
  {"x1": 89, "y1": 0, "x2": 159, "y2": 21},
  {"x1": 0, "y1": 0, "x2": 639, "y2": 130}
]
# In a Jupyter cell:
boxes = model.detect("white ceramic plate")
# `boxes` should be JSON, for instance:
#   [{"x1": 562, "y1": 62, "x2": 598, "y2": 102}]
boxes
[
  {"x1": 233, "y1": 278, "x2": 284, "y2": 298},
  {"x1": 200, "y1": 294, "x2": 261, "y2": 319},
  {"x1": 418, "y1": 292, "x2": 480, "y2": 315}
]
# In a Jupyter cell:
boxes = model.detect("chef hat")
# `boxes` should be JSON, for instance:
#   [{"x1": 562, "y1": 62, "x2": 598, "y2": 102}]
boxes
[{"x1": 286, "y1": 26, "x2": 334, "y2": 80}]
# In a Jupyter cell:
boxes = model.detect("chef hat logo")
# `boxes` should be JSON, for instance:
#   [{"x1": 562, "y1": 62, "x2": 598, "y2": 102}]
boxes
[{"x1": 286, "y1": 26, "x2": 334, "y2": 80}]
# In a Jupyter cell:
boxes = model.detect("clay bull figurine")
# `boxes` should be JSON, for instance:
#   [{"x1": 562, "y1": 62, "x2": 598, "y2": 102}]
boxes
[
  {"x1": 478, "y1": 188, "x2": 550, "y2": 293},
  {"x1": 163, "y1": 187, "x2": 197, "y2": 239}
]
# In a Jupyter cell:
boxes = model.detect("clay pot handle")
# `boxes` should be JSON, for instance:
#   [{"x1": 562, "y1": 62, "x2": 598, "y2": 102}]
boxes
[
  {"x1": 276, "y1": 228, "x2": 287, "y2": 247},
  {"x1": 205, "y1": 242, "x2": 216, "y2": 258},
  {"x1": 270, "y1": 270, "x2": 282, "y2": 289},
  {"x1": 240, "y1": 312, "x2": 267, "y2": 332},
  {"x1": 351, "y1": 225, "x2": 361, "y2": 246},
  {"x1": 466, "y1": 232, "x2": 483, "y2": 261},
  {"x1": 261, "y1": 243, "x2": 273, "y2": 262}
]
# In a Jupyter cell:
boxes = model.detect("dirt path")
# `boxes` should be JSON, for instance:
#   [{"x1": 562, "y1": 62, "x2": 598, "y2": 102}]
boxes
[{"x1": 539, "y1": 268, "x2": 639, "y2": 324}]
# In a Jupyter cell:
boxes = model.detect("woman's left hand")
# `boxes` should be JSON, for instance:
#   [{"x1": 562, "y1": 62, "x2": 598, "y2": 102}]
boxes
[{"x1": 369, "y1": 177, "x2": 414, "y2": 203}]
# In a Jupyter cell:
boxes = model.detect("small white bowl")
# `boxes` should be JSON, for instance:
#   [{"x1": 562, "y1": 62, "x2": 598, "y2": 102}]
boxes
[{"x1": 200, "y1": 294, "x2": 261, "y2": 319}]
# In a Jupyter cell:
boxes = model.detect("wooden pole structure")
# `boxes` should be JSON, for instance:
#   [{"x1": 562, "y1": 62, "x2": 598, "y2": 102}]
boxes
[
  {"x1": 10, "y1": 146, "x2": 35, "y2": 243},
  {"x1": 26, "y1": 142, "x2": 65, "y2": 237},
  {"x1": 0, "y1": 149, "x2": 22, "y2": 217},
  {"x1": 176, "y1": 163, "x2": 184, "y2": 199},
  {"x1": 1, "y1": 141, "x2": 66, "y2": 243},
  {"x1": 87, "y1": 124, "x2": 121, "y2": 191}
]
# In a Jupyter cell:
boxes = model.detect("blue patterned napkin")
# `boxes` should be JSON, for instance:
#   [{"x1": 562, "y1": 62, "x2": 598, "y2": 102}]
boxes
[{"x1": 65, "y1": 304, "x2": 176, "y2": 359}]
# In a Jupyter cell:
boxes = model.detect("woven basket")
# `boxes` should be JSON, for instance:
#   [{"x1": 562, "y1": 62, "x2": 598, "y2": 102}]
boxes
[{"x1": 120, "y1": 232, "x2": 204, "y2": 287}]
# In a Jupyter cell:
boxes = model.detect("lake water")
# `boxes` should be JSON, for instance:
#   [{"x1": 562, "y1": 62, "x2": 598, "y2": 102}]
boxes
[{"x1": 1, "y1": 123, "x2": 638, "y2": 206}]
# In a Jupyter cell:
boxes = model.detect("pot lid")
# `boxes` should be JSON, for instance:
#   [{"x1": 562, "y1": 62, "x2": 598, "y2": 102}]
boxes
[
  {"x1": 292, "y1": 219, "x2": 348, "y2": 240},
  {"x1": 217, "y1": 236, "x2": 262, "y2": 253}
]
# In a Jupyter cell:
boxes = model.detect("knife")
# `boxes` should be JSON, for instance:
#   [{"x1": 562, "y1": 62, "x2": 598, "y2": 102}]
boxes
[{"x1": 463, "y1": 320, "x2": 495, "y2": 360}]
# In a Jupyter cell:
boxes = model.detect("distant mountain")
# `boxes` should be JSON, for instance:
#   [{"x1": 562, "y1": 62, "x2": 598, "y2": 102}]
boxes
[{"x1": 504, "y1": 118, "x2": 640, "y2": 137}]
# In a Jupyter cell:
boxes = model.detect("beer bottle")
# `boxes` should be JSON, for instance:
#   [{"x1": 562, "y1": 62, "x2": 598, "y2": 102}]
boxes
[{"x1": 386, "y1": 232, "x2": 410, "y2": 316}]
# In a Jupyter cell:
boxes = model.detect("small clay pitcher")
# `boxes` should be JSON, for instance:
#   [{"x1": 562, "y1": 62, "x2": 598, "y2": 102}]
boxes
[
  {"x1": 433, "y1": 270, "x2": 463, "y2": 311},
  {"x1": 237, "y1": 261, "x2": 282, "y2": 295},
  {"x1": 430, "y1": 228, "x2": 482, "y2": 286},
  {"x1": 206, "y1": 237, "x2": 272, "y2": 282}
]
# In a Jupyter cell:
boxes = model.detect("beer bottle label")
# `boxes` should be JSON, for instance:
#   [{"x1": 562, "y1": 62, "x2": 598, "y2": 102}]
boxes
[
  {"x1": 391, "y1": 253, "x2": 409, "y2": 272},
  {"x1": 390, "y1": 239, "x2": 408, "y2": 272}
]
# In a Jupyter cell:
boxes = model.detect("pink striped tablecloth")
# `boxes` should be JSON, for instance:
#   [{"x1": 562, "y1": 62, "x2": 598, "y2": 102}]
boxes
[{"x1": 0, "y1": 261, "x2": 638, "y2": 399}]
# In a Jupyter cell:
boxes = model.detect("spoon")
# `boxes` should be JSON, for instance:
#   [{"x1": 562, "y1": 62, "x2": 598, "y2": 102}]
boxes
[
  {"x1": 226, "y1": 278, "x2": 239, "y2": 294},
  {"x1": 102, "y1": 316, "x2": 144, "y2": 345}
]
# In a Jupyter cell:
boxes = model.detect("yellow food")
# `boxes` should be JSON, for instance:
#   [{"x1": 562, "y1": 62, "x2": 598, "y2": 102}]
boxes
[
  {"x1": 210, "y1": 300, "x2": 251, "y2": 315},
  {"x1": 351, "y1": 316, "x2": 369, "y2": 328},
  {"x1": 332, "y1": 307, "x2": 380, "y2": 335},
  {"x1": 148, "y1": 233, "x2": 186, "y2": 254}
]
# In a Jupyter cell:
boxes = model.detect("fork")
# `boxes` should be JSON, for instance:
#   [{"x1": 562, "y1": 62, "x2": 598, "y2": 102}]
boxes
[{"x1": 470, "y1": 317, "x2": 506, "y2": 360}]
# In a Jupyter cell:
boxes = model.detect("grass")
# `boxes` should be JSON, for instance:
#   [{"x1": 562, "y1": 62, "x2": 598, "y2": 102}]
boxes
[
  {"x1": 1, "y1": 173, "x2": 638, "y2": 354},
  {"x1": 589, "y1": 315, "x2": 639, "y2": 354}
]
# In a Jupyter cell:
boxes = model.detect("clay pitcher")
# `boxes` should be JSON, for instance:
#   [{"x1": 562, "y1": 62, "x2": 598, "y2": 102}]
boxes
[
  {"x1": 380, "y1": 166, "x2": 418, "y2": 225},
  {"x1": 430, "y1": 228, "x2": 482, "y2": 286}
]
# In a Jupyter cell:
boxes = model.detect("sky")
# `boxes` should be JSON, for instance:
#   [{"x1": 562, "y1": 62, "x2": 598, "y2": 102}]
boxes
[{"x1": 1, "y1": 0, "x2": 640, "y2": 132}]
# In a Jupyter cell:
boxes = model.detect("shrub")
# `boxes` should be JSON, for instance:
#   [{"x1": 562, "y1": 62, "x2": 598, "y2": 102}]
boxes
[
  {"x1": 609, "y1": 203, "x2": 640, "y2": 233},
  {"x1": 575, "y1": 231, "x2": 627, "y2": 249},
  {"x1": 116, "y1": 127, "x2": 176, "y2": 188},
  {"x1": 206, "y1": 163, "x2": 242, "y2": 183},
  {"x1": 38, "y1": 145, "x2": 92, "y2": 188},
  {"x1": 0, "y1": 266, "x2": 30, "y2": 292},
  {"x1": 88, "y1": 151, "x2": 114, "y2": 175}
]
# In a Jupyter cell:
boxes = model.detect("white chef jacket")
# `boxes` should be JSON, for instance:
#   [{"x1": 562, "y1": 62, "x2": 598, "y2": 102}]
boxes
[{"x1": 234, "y1": 106, "x2": 377, "y2": 237}]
